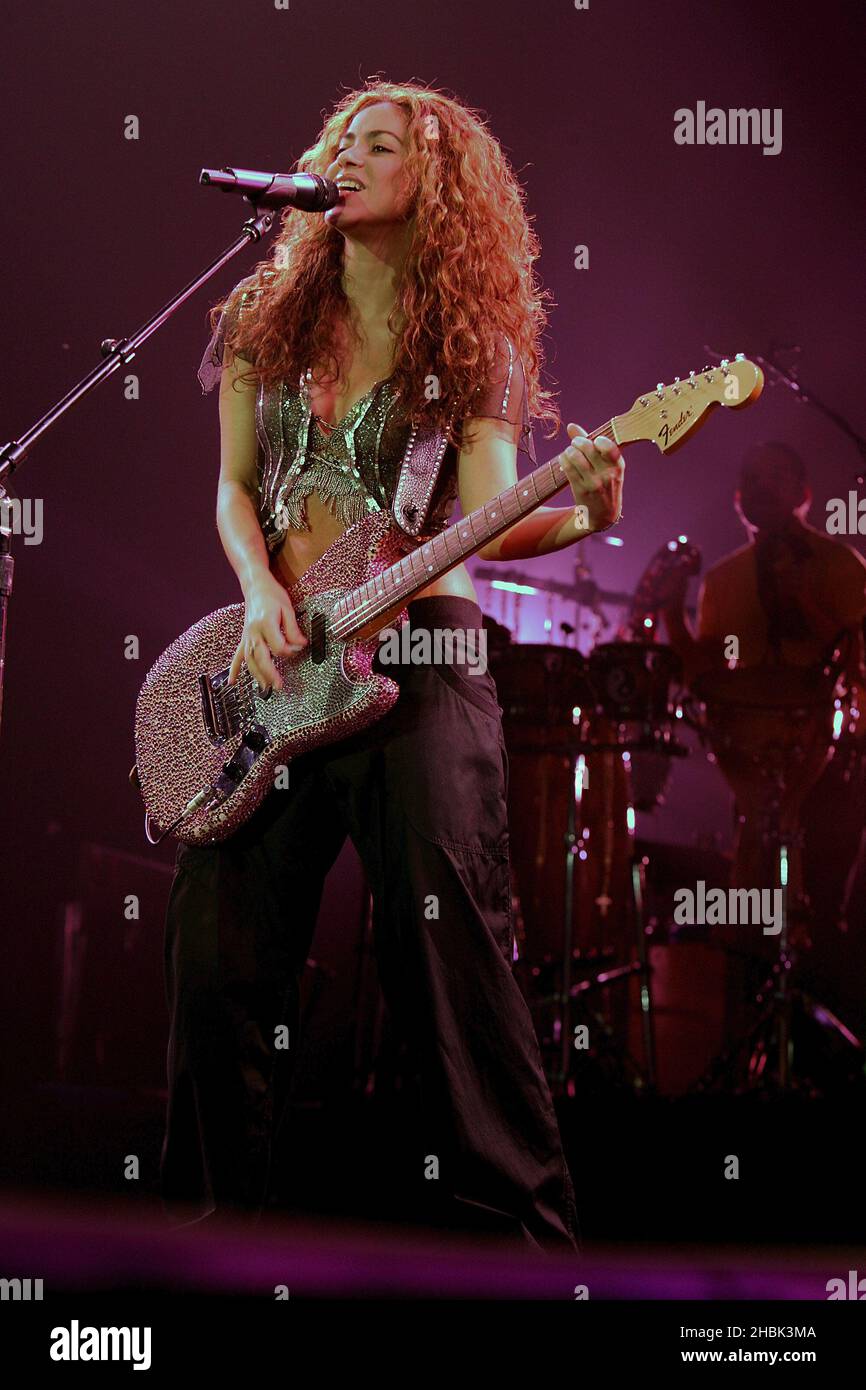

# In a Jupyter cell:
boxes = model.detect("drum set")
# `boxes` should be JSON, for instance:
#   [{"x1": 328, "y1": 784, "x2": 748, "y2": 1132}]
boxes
[
  {"x1": 688, "y1": 657, "x2": 864, "y2": 1091},
  {"x1": 478, "y1": 538, "x2": 696, "y2": 1098},
  {"x1": 477, "y1": 539, "x2": 865, "y2": 1097}
]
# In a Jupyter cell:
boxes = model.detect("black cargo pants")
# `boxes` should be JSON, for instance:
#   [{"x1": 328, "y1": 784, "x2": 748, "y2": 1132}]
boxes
[{"x1": 160, "y1": 596, "x2": 580, "y2": 1252}]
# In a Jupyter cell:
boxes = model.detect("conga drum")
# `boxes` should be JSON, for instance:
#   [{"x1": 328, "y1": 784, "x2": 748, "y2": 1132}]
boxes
[
  {"x1": 694, "y1": 664, "x2": 840, "y2": 904},
  {"x1": 587, "y1": 640, "x2": 684, "y2": 810},
  {"x1": 694, "y1": 663, "x2": 841, "y2": 1045}
]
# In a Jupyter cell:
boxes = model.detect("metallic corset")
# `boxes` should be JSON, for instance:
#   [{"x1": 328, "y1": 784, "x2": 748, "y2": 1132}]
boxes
[
  {"x1": 199, "y1": 275, "x2": 532, "y2": 553},
  {"x1": 255, "y1": 369, "x2": 460, "y2": 553}
]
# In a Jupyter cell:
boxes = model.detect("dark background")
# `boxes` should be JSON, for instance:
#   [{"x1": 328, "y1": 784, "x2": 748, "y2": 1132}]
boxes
[{"x1": 0, "y1": 0, "x2": 864, "y2": 1243}]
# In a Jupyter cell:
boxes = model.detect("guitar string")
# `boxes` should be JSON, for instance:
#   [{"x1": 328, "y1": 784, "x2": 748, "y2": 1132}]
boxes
[
  {"x1": 330, "y1": 374, "x2": 734, "y2": 638},
  {"x1": 234, "y1": 375, "x2": 732, "y2": 689},
  {"x1": 208, "y1": 379, "x2": 743, "y2": 753},
  {"x1": 329, "y1": 418, "x2": 617, "y2": 639}
]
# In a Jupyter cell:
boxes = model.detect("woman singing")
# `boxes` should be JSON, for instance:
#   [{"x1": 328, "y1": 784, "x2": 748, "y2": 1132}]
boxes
[{"x1": 162, "y1": 79, "x2": 624, "y2": 1253}]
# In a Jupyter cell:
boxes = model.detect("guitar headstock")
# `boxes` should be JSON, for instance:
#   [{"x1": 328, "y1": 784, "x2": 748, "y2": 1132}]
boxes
[{"x1": 614, "y1": 354, "x2": 764, "y2": 455}]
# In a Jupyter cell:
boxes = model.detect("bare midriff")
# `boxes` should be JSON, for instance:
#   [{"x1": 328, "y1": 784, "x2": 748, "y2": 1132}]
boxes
[{"x1": 270, "y1": 357, "x2": 479, "y2": 607}]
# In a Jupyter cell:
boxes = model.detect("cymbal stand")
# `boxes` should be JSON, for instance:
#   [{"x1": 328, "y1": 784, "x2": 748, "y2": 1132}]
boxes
[
  {"x1": 690, "y1": 763, "x2": 864, "y2": 1093},
  {"x1": 545, "y1": 745, "x2": 658, "y2": 1097}
]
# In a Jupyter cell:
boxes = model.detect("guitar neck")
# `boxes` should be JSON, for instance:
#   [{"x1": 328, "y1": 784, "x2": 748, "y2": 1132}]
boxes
[
  {"x1": 335, "y1": 419, "x2": 617, "y2": 637},
  {"x1": 329, "y1": 355, "x2": 763, "y2": 637}
]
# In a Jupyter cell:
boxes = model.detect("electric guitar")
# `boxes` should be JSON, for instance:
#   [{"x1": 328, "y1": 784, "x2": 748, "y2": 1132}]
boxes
[{"x1": 132, "y1": 355, "x2": 763, "y2": 845}]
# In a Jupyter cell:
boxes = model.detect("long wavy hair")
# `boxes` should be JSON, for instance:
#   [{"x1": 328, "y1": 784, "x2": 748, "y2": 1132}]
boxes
[{"x1": 211, "y1": 78, "x2": 559, "y2": 450}]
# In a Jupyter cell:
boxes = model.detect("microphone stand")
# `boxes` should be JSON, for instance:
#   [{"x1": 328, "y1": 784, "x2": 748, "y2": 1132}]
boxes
[
  {"x1": 0, "y1": 195, "x2": 284, "y2": 745},
  {"x1": 705, "y1": 340, "x2": 866, "y2": 485}
]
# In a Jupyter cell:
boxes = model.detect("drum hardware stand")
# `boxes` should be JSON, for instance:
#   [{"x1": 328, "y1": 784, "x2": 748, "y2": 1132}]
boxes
[
  {"x1": 689, "y1": 781, "x2": 865, "y2": 1095},
  {"x1": 475, "y1": 565, "x2": 636, "y2": 638},
  {"x1": 567, "y1": 957, "x2": 656, "y2": 1093},
  {"x1": 351, "y1": 887, "x2": 384, "y2": 1097},
  {"x1": 484, "y1": 556, "x2": 694, "y2": 1098},
  {"x1": 544, "y1": 744, "x2": 659, "y2": 1098},
  {"x1": 512, "y1": 587, "x2": 525, "y2": 641},
  {"x1": 705, "y1": 338, "x2": 866, "y2": 486},
  {"x1": 689, "y1": 935, "x2": 864, "y2": 1096},
  {"x1": 630, "y1": 853, "x2": 658, "y2": 1084}
]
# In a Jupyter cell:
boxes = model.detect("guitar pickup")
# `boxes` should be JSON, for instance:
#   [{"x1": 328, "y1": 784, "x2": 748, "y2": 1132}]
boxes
[{"x1": 310, "y1": 610, "x2": 327, "y2": 665}]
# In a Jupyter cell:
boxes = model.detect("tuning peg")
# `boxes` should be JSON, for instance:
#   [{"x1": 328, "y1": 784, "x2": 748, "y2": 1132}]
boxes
[
  {"x1": 656, "y1": 382, "x2": 665, "y2": 398},
  {"x1": 735, "y1": 352, "x2": 745, "y2": 360},
  {"x1": 720, "y1": 357, "x2": 730, "y2": 371},
  {"x1": 688, "y1": 370, "x2": 697, "y2": 387}
]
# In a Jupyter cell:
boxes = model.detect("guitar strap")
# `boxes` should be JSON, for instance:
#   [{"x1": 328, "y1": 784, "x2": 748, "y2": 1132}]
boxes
[
  {"x1": 389, "y1": 413, "x2": 456, "y2": 540},
  {"x1": 389, "y1": 338, "x2": 535, "y2": 540}
]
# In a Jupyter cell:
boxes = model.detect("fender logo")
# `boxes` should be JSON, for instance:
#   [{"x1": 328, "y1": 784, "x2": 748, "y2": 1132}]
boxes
[{"x1": 659, "y1": 409, "x2": 692, "y2": 447}]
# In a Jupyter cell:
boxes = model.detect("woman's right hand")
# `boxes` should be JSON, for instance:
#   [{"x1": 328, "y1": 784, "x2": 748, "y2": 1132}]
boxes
[{"x1": 228, "y1": 571, "x2": 308, "y2": 692}]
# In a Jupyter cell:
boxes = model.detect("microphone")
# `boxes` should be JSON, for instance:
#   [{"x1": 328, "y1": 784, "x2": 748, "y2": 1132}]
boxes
[{"x1": 200, "y1": 167, "x2": 340, "y2": 212}]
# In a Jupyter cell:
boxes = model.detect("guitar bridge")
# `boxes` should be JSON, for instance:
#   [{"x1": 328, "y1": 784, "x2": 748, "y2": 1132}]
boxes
[{"x1": 199, "y1": 669, "x2": 251, "y2": 746}]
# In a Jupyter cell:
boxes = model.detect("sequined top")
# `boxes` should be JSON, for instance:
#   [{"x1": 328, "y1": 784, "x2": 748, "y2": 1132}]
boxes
[{"x1": 197, "y1": 275, "x2": 537, "y2": 553}]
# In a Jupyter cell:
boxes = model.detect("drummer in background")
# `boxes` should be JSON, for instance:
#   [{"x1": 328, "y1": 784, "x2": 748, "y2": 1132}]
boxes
[
  {"x1": 661, "y1": 442, "x2": 866, "y2": 1008},
  {"x1": 662, "y1": 442, "x2": 866, "y2": 685}
]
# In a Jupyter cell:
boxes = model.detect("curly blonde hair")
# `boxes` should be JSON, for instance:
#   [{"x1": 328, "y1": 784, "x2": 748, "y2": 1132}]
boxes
[{"x1": 211, "y1": 78, "x2": 559, "y2": 450}]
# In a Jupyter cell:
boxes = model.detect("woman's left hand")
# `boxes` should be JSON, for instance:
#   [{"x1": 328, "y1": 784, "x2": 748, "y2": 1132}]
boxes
[{"x1": 561, "y1": 422, "x2": 625, "y2": 533}]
